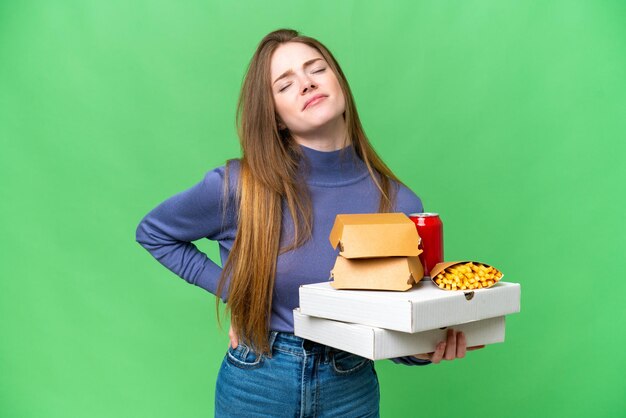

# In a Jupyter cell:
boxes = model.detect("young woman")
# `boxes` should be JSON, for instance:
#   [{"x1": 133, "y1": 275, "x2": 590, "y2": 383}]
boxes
[{"x1": 136, "y1": 28, "x2": 481, "y2": 417}]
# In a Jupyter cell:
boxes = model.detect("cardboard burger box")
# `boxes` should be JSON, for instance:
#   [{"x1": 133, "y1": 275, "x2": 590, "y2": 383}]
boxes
[
  {"x1": 293, "y1": 308, "x2": 506, "y2": 360},
  {"x1": 329, "y1": 213, "x2": 424, "y2": 291},
  {"x1": 299, "y1": 280, "x2": 521, "y2": 333},
  {"x1": 329, "y1": 213, "x2": 422, "y2": 258}
]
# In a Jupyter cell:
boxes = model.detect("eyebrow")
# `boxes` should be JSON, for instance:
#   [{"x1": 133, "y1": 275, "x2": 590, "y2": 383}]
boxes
[{"x1": 273, "y1": 58, "x2": 324, "y2": 85}]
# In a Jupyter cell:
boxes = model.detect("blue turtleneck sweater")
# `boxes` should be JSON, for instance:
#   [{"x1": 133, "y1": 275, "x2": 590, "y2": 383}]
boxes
[{"x1": 136, "y1": 144, "x2": 430, "y2": 366}]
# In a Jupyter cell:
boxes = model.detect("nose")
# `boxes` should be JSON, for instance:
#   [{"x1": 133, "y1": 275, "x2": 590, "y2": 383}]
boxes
[{"x1": 301, "y1": 79, "x2": 317, "y2": 94}]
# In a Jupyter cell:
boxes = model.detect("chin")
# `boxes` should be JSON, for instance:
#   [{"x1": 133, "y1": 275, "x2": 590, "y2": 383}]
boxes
[{"x1": 309, "y1": 109, "x2": 344, "y2": 126}]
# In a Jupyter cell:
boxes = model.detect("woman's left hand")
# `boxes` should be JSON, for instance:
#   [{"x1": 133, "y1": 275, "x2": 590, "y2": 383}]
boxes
[
  {"x1": 228, "y1": 324, "x2": 239, "y2": 349},
  {"x1": 412, "y1": 328, "x2": 485, "y2": 364}
]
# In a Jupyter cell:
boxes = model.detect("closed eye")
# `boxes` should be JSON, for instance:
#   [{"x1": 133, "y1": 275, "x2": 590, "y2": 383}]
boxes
[{"x1": 278, "y1": 68, "x2": 327, "y2": 92}]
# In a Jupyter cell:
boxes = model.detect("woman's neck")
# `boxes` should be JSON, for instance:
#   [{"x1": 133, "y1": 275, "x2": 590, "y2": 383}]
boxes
[{"x1": 296, "y1": 142, "x2": 369, "y2": 187}]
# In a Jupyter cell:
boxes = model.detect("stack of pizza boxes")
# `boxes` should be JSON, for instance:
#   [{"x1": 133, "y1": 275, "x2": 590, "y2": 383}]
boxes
[{"x1": 293, "y1": 213, "x2": 522, "y2": 360}]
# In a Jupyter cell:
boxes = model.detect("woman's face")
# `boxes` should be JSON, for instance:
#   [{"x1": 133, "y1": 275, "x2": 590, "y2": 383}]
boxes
[{"x1": 270, "y1": 42, "x2": 346, "y2": 136}]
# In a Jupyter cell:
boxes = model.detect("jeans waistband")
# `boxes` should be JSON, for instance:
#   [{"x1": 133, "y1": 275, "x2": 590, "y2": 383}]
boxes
[{"x1": 268, "y1": 331, "x2": 333, "y2": 360}]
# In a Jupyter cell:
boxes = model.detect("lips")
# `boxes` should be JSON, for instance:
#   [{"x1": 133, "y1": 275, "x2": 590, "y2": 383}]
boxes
[{"x1": 303, "y1": 94, "x2": 328, "y2": 110}]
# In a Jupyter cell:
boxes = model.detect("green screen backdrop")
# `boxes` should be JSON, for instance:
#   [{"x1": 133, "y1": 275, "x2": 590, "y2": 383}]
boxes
[{"x1": 1, "y1": 1, "x2": 624, "y2": 417}]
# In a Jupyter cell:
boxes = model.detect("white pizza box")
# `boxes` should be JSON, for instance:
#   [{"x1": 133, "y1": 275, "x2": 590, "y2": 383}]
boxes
[
  {"x1": 293, "y1": 309, "x2": 506, "y2": 360},
  {"x1": 299, "y1": 280, "x2": 520, "y2": 333}
]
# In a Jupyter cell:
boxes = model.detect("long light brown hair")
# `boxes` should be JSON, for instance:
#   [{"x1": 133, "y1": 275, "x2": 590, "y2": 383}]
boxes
[{"x1": 216, "y1": 28, "x2": 406, "y2": 355}]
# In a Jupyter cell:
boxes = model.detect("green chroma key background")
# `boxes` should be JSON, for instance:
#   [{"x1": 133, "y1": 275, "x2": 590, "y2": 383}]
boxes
[{"x1": 1, "y1": 1, "x2": 624, "y2": 417}]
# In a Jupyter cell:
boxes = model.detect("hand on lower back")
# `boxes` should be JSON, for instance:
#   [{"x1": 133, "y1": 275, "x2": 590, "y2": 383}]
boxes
[{"x1": 228, "y1": 324, "x2": 239, "y2": 349}]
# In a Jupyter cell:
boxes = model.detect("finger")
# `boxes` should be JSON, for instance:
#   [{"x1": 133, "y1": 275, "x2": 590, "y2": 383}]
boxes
[
  {"x1": 444, "y1": 328, "x2": 456, "y2": 360},
  {"x1": 456, "y1": 331, "x2": 467, "y2": 358},
  {"x1": 430, "y1": 341, "x2": 446, "y2": 364},
  {"x1": 229, "y1": 326, "x2": 238, "y2": 349},
  {"x1": 468, "y1": 345, "x2": 485, "y2": 351}
]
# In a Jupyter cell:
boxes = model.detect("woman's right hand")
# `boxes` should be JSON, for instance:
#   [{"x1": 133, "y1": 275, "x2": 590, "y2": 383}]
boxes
[
  {"x1": 412, "y1": 328, "x2": 485, "y2": 364},
  {"x1": 228, "y1": 324, "x2": 239, "y2": 349}
]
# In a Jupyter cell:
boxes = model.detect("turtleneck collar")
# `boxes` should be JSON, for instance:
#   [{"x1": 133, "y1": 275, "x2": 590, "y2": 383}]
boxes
[{"x1": 297, "y1": 143, "x2": 370, "y2": 187}]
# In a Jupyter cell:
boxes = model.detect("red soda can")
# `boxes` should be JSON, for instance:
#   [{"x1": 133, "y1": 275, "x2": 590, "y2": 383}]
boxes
[{"x1": 409, "y1": 213, "x2": 443, "y2": 278}]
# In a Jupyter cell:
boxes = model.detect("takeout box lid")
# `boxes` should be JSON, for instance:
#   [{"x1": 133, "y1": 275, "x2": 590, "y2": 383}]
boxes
[
  {"x1": 328, "y1": 213, "x2": 421, "y2": 258},
  {"x1": 330, "y1": 255, "x2": 424, "y2": 291}
]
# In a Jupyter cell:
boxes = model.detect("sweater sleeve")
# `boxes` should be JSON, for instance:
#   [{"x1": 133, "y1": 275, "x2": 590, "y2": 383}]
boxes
[
  {"x1": 394, "y1": 182, "x2": 424, "y2": 216},
  {"x1": 389, "y1": 356, "x2": 432, "y2": 366},
  {"x1": 135, "y1": 165, "x2": 233, "y2": 300}
]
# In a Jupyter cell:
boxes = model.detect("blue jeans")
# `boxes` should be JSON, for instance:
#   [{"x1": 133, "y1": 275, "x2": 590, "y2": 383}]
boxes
[{"x1": 215, "y1": 331, "x2": 380, "y2": 417}]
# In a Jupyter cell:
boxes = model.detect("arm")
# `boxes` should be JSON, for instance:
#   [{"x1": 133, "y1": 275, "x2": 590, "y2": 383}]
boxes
[
  {"x1": 389, "y1": 183, "x2": 486, "y2": 365},
  {"x1": 135, "y1": 165, "x2": 235, "y2": 301}
]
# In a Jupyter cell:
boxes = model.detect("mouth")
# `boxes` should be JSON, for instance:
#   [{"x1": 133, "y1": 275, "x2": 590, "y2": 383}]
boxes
[{"x1": 303, "y1": 94, "x2": 328, "y2": 111}]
